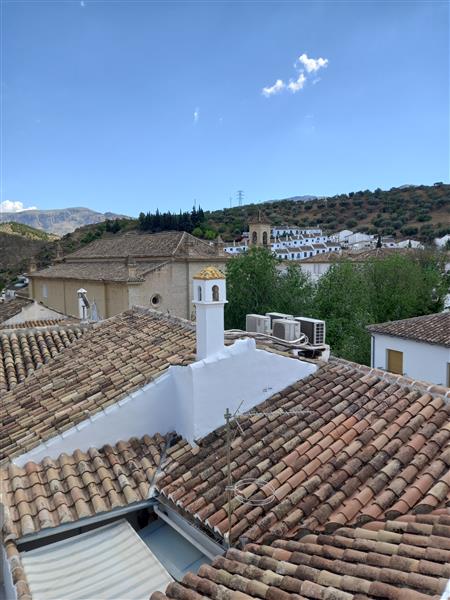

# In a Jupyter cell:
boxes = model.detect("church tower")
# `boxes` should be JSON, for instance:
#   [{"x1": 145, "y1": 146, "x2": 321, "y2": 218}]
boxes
[{"x1": 248, "y1": 211, "x2": 271, "y2": 247}]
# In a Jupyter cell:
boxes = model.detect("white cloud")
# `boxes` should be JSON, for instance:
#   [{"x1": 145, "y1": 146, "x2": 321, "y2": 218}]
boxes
[
  {"x1": 262, "y1": 79, "x2": 285, "y2": 97},
  {"x1": 0, "y1": 200, "x2": 37, "y2": 213},
  {"x1": 262, "y1": 52, "x2": 328, "y2": 98},
  {"x1": 297, "y1": 53, "x2": 328, "y2": 73},
  {"x1": 287, "y1": 72, "x2": 306, "y2": 93},
  {"x1": 193, "y1": 107, "x2": 199, "y2": 123}
]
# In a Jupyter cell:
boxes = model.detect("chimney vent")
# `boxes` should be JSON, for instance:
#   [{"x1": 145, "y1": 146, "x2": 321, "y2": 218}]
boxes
[
  {"x1": 77, "y1": 288, "x2": 90, "y2": 321},
  {"x1": 192, "y1": 266, "x2": 227, "y2": 360}
]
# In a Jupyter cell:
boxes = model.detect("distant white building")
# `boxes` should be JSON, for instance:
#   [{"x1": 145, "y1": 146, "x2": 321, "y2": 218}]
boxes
[
  {"x1": 223, "y1": 221, "x2": 339, "y2": 261},
  {"x1": 396, "y1": 239, "x2": 424, "y2": 249},
  {"x1": 367, "y1": 312, "x2": 450, "y2": 386},
  {"x1": 435, "y1": 234, "x2": 450, "y2": 248}
]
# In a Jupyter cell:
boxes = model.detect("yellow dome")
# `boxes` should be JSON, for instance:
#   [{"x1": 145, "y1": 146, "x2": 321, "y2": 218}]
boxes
[{"x1": 193, "y1": 266, "x2": 226, "y2": 280}]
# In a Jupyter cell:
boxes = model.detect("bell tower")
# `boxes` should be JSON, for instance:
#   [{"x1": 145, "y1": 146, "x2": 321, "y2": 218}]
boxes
[
  {"x1": 248, "y1": 211, "x2": 271, "y2": 247},
  {"x1": 192, "y1": 266, "x2": 227, "y2": 360}
]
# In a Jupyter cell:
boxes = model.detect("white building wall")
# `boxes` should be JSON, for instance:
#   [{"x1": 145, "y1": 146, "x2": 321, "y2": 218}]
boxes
[
  {"x1": 371, "y1": 333, "x2": 450, "y2": 386},
  {"x1": 298, "y1": 262, "x2": 332, "y2": 282},
  {"x1": 15, "y1": 339, "x2": 316, "y2": 465},
  {"x1": 3, "y1": 301, "x2": 67, "y2": 325}
]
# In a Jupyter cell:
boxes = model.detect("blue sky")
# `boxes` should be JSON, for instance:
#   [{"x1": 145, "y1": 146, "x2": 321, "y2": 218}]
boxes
[{"x1": 2, "y1": 0, "x2": 449, "y2": 216}]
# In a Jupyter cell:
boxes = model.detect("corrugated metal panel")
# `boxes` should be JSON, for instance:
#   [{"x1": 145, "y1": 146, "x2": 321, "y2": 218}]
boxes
[
  {"x1": 20, "y1": 520, "x2": 173, "y2": 600},
  {"x1": 139, "y1": 519, "x2": 210, "y2": 581}
]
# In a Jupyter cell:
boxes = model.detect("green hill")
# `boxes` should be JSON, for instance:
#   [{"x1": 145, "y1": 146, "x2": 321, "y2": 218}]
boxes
[
  {"x1": 1, "y1": 183, "x2": 449, "y2": 290},
  {"x1": 202, "y1": 184, "x2": 450, "y2": 241},
  {"x1": 0, "y1": 221, "x2": 59, "y2": 241}
]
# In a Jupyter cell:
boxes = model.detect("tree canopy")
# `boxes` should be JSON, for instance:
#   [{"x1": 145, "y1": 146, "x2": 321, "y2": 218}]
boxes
[{"x1": 225, "y1": 247, "x2": 448, "y2": 365}]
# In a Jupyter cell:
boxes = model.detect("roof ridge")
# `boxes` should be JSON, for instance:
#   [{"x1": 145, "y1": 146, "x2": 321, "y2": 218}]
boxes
[
  {"x1": 130, "y1": 305, "x2": 195, "y2": 331},
  {"x1": 329, "y1": 356, "x2": 450, "y2": 400},
  {"x1": 368, "y1": 311, "x2": 447, "y2": 328}
]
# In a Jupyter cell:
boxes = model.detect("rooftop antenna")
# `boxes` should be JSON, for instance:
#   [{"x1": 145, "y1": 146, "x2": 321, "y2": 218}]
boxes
[
  {"x1": 236, "y1": 190, "x2": 244, "y2": 206},
  {"x1": 224, "y1": 398, "x2": 312, "y2": 548}
]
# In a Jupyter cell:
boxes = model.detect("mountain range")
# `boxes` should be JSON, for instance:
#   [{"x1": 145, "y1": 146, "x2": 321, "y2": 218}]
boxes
[{"x1": 0, "y1": 207, "x2": 129, "y2": 236}]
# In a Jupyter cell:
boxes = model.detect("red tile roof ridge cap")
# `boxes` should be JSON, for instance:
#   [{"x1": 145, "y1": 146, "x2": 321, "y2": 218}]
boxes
[
  {"x1": 130, "y1": 305, "x2": 196, "y2": 331},
  {"x1": 329, "y1": 356, "x2": 450, "y2": 401},
  {"x1": 0, "y1": 322, "x2": 87, "y2": 336}
]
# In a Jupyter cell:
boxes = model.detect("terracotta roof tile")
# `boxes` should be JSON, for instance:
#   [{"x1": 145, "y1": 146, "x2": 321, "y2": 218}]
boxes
[
  {"x1": 0, "y1": 319, "x2": 76, "y2": 330},
  {"x1": 0, "y1": 309, "x2": 196, "y2": 463},
  {"x1": 153, "y1": 512, "x2": 450, "y2": 600},
  {"x1": 0, "y1": 325, "x2": 85, "y2": 393},
  {"x1": 1, "y1": 433, "x2": 169, "y2": 541},
  {"x1": 0, "y1": 297, "x2": 32, "y2": 324},
  {"x1": 157, "y1": 359, "x2": 450, "y2": 545},
  {"x1": 51, "y1": 231, "x2": 223, "y2": 260},
  {"x1": 367, "y1": 312, "x2": 450, "y2": 347}
]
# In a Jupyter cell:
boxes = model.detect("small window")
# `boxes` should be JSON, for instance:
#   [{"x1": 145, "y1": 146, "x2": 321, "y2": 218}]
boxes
[
  {"x1": 42, "y1": 284, "x2": 48, "y2": 299},
  {"x1": 252, "y1": 231, "x2": 257, "y2": 244},
  {"x1": 387, "y1": 349, "x2": 403, "y2": 375},
  {"x1": 262, "y1": 231, "x2": 268, "y2": 246},
  {"x1": 151, "y1": 294, "x2": 161, "y2": 307},
  {"x1": 197, "y1": 286, "x2": 202, "y2": 301},
  {"x1": 212, "y1": 285, "x2": 219, "y2": 302}
]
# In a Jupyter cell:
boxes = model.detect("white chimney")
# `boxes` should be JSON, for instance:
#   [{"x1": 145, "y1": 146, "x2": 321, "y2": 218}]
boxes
[
  {"x1": 192, "y1": 267, "x2": 227, "y2": 360},
  {"x1": 77, "y1": 288, "x2": 89, "y2": 321}
]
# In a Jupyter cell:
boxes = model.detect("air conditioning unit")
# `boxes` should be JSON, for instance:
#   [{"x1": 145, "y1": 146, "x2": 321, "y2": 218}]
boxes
[
  {"x1": 295, "y1": 317, "x2": 326, "y2": 345},
  {"x1": 272, "y1": 319, "x2": 301, "y2": 341},
  {"x1": 245, "y1": 314, "x2": 271, "y2": 334},
  {"x1": 265, "y1": 312, "x2": 293, "y2": 328}
]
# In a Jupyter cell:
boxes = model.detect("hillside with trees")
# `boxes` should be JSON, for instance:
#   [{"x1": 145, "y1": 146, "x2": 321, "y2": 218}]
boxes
[
  {"x1": 204, "y1": 184, "x2": 450, "y2": 242},
  {"x1": 2, "y1": 184, "x2": 449, "y2": 289}
]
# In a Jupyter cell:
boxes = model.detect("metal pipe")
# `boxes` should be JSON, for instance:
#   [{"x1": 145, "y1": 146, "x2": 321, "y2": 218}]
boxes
[{"x1": 225, "y1": 329, "x2": 310, "y2": 347}]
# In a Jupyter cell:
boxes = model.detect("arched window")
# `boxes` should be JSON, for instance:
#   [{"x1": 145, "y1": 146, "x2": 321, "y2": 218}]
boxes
[
  {"x1": 252, "y1": 231, "x2": 257, "y2": 244},
  {"x1": 262, "y1": 231, "x2": 268, "y2": 246},
  {"x1": 197, "y1": 286, "x2": 202, "y2": 301},
  {"x1": 212, "y1": 285, "x2": 219, "y2": 301}
]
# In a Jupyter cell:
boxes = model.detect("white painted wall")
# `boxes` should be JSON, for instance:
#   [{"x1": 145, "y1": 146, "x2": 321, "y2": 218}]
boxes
[
  {"x1": 298, "y1": 262, "x2": 332, "y2": 282},
  {"x1": 3, "y1": 301, "x2": 67, "y2": 326},
  {"x1": 371, "y1": 333, "x2": 450, "y2": 386},
  {"x1": 15, "y1": 339, "x2": 316, "y2": 466},
  {"x1": 172, "y1": 338, "x2": 316, "y2": 442}
]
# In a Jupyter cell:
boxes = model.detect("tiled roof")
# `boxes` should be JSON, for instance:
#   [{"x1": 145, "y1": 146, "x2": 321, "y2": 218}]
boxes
[
  {"x1": 153, "y1": 511, "x2": 450, "y2": 600},
  {"x1": 0, "y1": 297, "x2": 32, "y2": 324},
  {"x1": 299, "y1": 252, "x2": 342, "y2": 263},
  {"x1": 367, "y1": 312, "x2": 450, "y2": 348},
  {"x1": 193, "y1": 266, "x2": 225, "y2": 280},
  {"x1": 1, "y1": 433, "x2": 168, "y2": 541},
  {"x1": 59, "y1": 231, "x2": 223, "y2": 260},
  {"x1": 0, "y1": 319, "x2": 74, "y2": 330},
  {"x1": 350, "y1": 247, "x2": 417, "y2": 260},
  {"x1": 157, "y1": 359, "x2": 450, "y2": 544},
  {"x1": 28, "y1": 260, "x2": 167, "y2": 282},
  {"x1": 0, "y1": 325, "x2": 85, "y2": 392},
  {"x1": 0, "y1": 308, "x2": 196, "y2": 464}
]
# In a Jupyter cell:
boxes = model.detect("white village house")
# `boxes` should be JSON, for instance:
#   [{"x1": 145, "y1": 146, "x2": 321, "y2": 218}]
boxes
[{"x1": 367, "y1": 312, "x2": 450, "y2": 387}]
